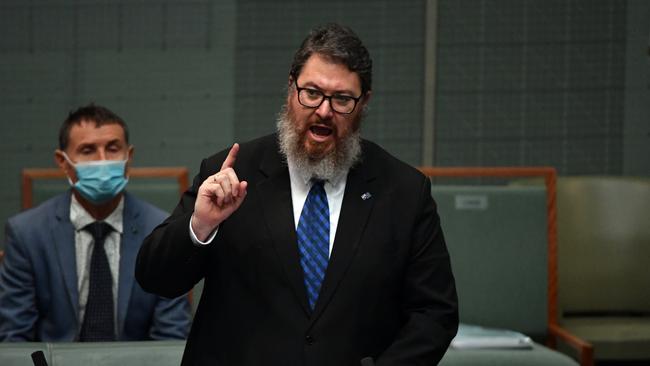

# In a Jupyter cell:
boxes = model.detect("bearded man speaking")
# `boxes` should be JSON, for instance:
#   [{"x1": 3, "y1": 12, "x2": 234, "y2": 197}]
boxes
[{"x1": 136, "y1": 23, "x2": 458, "y2": 366}]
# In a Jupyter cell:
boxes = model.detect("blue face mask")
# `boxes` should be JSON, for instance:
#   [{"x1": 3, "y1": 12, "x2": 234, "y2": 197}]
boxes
[{"x1": 63, "y1": 153, "x2": 129, "y2": 204}]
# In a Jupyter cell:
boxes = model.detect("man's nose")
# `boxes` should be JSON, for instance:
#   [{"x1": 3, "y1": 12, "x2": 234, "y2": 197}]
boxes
[
  {"x1": 97, "y1": 149, "x2": 108, "y2": 160},
  {"x1": 315, "y1": 97, "x2": 334, "y2": 119}
]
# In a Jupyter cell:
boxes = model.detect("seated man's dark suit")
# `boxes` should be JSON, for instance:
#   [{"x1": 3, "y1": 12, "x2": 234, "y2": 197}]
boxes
[
  {"x1": 0, "y1": 191, "x2": 191, "y2": 341},
  {"x1": 136, "y1": 134, "x2": 458, "y2": 365}
]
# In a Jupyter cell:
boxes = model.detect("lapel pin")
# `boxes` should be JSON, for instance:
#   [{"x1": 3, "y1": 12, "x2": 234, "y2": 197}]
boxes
[{"x1": 361, "y1": 192, "x2": 372, "y2": 200}]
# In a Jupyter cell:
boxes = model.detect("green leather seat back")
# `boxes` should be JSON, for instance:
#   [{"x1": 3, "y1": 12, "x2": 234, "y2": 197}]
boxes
[
  {"x1": 557, "y1": 177, "x2": 650, "y2": 314},
  {"x1": 432, "y1": 185, "x2": 548, "y2": 339}
]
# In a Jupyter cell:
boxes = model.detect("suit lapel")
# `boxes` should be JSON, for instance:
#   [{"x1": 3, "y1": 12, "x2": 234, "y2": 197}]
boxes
[
  {"x1": 52, "y1": 191, "x2": 80, "y2": 323},
  {"x1": 117, "y1": 193, "x2": 139, "y2": 336},
  {"x1": 256, "y1": 144, "x2": 312, "y2": 316},
  {"x1": 254, "y1": 137, "x2": 382, "y2": 319}
]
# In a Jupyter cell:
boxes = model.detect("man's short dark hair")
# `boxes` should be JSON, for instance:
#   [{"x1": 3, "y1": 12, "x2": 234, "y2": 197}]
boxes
[
  {"x1": 289, "y1": 23, "x2": 372, "y2": 94},
  {"x1": 58, "y1": 103, "x2": 129, "y2": 150}
]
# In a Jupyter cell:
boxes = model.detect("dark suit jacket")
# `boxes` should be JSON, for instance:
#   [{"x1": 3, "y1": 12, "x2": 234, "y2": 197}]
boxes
[
  {"x1": 136, "y1": 134, "x2": 458, "y2": 366},
  {"x1": 0, "y1": 191, "x2": 191, "y2": 341}
]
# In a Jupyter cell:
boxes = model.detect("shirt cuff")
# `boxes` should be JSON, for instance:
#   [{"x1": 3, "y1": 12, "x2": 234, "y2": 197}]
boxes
[{"x1": 189, "y1": 214, "x2": 218, "y2": 245}]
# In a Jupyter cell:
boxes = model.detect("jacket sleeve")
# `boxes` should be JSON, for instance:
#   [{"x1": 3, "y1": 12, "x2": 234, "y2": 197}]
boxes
[
  {"x1": 148, "y1": 293, "x2": 192, "y2": 340},
  {"x1": 0, "y1": 220, "x2": 39, "y2": 341},
  {"x1": 376, "y1": 176, "x2": 459, "y2": 366},
  {"x1": 136, "y1": 157, "x2": 221, "y2": 299}
]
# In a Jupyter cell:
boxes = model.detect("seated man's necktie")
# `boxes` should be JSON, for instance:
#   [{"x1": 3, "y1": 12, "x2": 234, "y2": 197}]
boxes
[
  {"x1": 79, "y1": 221, "x2": 115, "y2": 341},
  {"x1": 297, "y1": 180, "x2": 330, "y2": 310}
]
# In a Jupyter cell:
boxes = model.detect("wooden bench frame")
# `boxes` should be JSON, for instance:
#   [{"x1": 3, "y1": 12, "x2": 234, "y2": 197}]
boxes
[
  {"x1": 21, "y1": 167, "x2": 189, "y2": 210},
  {"x1": 418, "y1": 166, "x2": 593, "y2": 366}
]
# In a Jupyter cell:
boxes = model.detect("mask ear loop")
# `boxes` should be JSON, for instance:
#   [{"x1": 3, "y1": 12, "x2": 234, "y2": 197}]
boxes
[
  {"x1": 124, "y1": 146, "x2": 133, "y2": 180},
  {"x1": 60, "y1": 151, "x2": 76, "y2": 166},
  {"x1": 60, "y1": 151, "x2": 77, "y2": 186}
]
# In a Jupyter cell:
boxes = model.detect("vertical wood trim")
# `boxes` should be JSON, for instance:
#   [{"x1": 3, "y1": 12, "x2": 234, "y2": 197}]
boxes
[{"x1": 422, "y1": 0, "x2": 438, "y2": 166}]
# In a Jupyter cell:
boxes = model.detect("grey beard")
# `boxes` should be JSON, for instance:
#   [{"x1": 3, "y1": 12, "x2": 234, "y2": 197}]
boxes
[{"x1": 276, "y1": 107, "x2": 362, "y2": 182}]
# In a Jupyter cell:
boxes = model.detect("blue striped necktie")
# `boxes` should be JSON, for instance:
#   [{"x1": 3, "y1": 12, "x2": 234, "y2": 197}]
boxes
[{"x1": 297, "y1": 180, "x2": 329, "y2": 310}]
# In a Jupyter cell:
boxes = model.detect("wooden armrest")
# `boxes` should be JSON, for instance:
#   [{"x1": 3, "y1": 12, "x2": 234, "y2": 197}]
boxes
[{"x1": 548, "y1": 323, "x2": 593, "y2": 366}]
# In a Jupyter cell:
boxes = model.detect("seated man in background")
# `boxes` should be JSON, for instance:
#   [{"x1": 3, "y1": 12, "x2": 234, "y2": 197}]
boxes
[{"x1": 0, "y1": 104, "x2": 191, "y2": 341}]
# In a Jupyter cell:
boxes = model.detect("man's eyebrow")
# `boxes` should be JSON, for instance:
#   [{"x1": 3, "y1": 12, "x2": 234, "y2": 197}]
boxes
[
  {"x1": 76, "y1": 138, "x2": 124, "y2": 150},
  {"x1": 303, "y1": 81, "x2": 356, "y2": 96},
  {"x1": 106, "y1": 138, "x2": 124, "y2": 146},
  {"x1": 76, "y1": 142, "x2": 97, "y2": 150}
]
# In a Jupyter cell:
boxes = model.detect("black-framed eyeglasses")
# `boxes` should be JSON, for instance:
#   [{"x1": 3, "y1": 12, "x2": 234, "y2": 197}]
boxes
[{"x1": 294, "y1": 79, "x2": 363, "y2": 114}]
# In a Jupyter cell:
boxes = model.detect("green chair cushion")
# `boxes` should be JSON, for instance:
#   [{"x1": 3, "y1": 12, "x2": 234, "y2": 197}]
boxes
[{"x1": 561, "y1": 317, "x2": 650, "y2": 360}]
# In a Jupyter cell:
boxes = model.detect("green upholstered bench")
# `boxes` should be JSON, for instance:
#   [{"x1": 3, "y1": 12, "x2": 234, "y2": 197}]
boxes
[
  {"x1": 0, "y1": 341, "x2": 185, "y2": 366},
  {"x1": 0, "y1": 340, "x2": 578, "y2": 366}
]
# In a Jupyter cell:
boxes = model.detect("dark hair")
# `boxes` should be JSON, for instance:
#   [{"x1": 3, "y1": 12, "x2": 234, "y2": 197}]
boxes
[
  {"x1": 58, "y1": 103, "x2": 129, "y2": 150},
  {"x1": 289, "y1": 23, "x2": 372, "y2": 94}
]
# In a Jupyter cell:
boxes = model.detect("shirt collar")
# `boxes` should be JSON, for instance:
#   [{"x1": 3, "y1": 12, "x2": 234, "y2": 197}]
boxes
[{"x1": 70, "y1": 194, "x2": 124, "y2": 234}]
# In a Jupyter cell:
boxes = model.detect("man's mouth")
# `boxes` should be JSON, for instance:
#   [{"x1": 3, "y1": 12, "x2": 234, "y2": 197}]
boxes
[
  {"x1": 309, "y1": 125, "x2": 333, "y2": 137},
  {"x1": 307, "y1": 124, "x2": 334, "y2": 144}
]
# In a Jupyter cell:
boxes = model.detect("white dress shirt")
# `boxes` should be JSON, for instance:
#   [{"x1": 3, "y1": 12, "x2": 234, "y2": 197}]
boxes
[
  {"x1": 287, "y1": 161, "x2": 347, "y2": 257},
  {"x1": 70, "y1": 194, "x2": 123, "y2": 335}
]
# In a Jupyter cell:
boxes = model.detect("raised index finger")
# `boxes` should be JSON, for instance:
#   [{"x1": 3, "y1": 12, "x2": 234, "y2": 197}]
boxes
[{"x1": 221, "y1": 143, "x2": 239, "y2": 171}]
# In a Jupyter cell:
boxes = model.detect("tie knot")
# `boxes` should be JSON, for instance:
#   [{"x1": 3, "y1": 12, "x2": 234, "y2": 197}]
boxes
[
  {"x1": 310, "y1": 179, "x2": 326, "y2": 191},
  {"x1": 84, "y1": 222, "x2": 113, "y2": 244}
]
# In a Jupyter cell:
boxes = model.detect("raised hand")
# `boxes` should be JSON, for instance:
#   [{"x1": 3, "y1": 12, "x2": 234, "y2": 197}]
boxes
[{"x1": 191, "y1": 143, "x2": 248, "y2": 241}]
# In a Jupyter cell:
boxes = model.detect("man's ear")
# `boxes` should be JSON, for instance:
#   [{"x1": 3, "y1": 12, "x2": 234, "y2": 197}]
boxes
[
  {"x1": 361, "y1": 90, "x2": 372, "y2": 105},
  {"x1": 357, "y1": 90, "x2": 372, "y2": 114},
  {"x1": 54, "y1": 149, "x2": 76, "y2": 182},
  {"x1": 286, "y1": 75, "x2": 296, "y2": 104},
  {"x1": 127, "y1": 145, "x2": 134, "y2": 162},
  {"x1": 125, "y1": 145, "x2": 134, "y2": 177}
]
